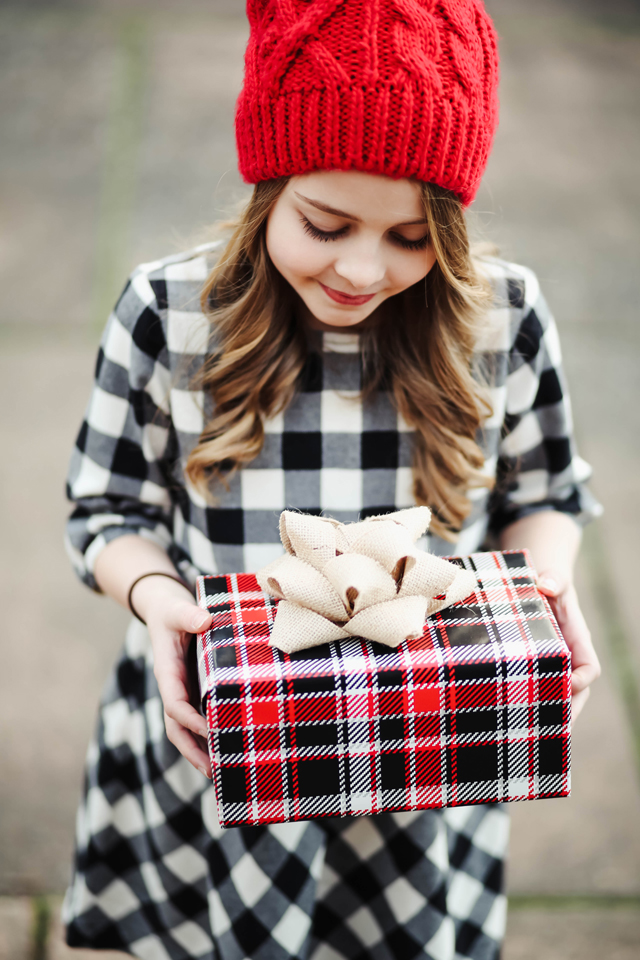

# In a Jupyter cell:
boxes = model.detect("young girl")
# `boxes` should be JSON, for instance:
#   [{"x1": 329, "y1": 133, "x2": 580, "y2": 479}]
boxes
[{"x1": 63, "y1": 2, "x2": 601, "y2": 958}]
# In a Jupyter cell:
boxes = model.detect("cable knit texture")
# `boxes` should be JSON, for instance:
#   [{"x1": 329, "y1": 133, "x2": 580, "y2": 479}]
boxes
[{"x1": 235, "y1": 0, "x2": 499, "y2": 205}]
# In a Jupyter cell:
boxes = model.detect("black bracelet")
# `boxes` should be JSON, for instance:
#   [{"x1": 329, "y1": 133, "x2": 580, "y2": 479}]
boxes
[{"x1": 127, "y1": 572, "x2": 192, "y2": 625}]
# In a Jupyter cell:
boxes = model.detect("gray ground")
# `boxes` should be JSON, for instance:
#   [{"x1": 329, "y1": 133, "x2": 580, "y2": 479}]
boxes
[{"x1": 1, "y1": 0, "x2": 639, "y2": 957}]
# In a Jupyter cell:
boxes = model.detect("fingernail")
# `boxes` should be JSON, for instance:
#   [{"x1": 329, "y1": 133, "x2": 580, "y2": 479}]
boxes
[
  {"x1": 200, "y1": 766, "x2": 211, "y2": 779},
  {"x1": 539, "y1": 577, "x2": 558, "y2": 594},
  {"x1": 194, "y1": 614, "x2": 210, "y2": 630}
]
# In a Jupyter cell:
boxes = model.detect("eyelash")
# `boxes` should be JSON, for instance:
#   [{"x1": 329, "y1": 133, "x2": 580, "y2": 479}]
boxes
[{"x1": 299, "y1": 216, "x2": 430, "y2": 251}]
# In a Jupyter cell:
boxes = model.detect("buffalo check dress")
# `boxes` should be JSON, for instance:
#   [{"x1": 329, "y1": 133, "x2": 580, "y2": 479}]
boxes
[{"x1": 63, "y1": 244, "x2": 600, "y2": 960}]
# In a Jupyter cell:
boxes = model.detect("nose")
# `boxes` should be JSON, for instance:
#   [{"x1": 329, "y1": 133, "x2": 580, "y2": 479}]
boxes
[{"x1": 333, "y1": 236, "x2": 386, "y2": 292}]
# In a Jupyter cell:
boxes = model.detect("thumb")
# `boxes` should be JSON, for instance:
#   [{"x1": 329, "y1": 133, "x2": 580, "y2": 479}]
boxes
[
  {"x1": 164, "y1": 602, "x2": 212, "y2": 634},
  {"x1": 536, "y1": 568, "x2": 570, "y2": 599}
]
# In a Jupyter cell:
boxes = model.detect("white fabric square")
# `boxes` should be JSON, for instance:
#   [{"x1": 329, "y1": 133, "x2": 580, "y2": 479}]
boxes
[
  {"x1": 71, "y1": 454, "x2": 111, "y2": 498},
  {"x1": 321, "y1": 390, "x2": 362, "y2": 433},
  {"x1": 268, "y1": 820, "x2": 309, "y2": 852},
  {"x1": 244, "y1": 542, "x2": 285, "y2": 571},
  {"x1": 96, "y1": 878, "x2": 140, "y2": 921},
  {"x1": 165, "y1": 255, "x2": 209, "y2": 282},
  {"x1": 483, "y1": 894, "x2": 508, "y2": 941},
  {"x1": 103, "y1": 314, "x2": 132, "y2": 368},
  {"x1": 170, "y1": 920, "x2": 213, "y2": 957},
  {"x1": 130, "y1": 934, "x2": 173, "y2": 960},
  {"x1": 171, "y1": 388, "x2": 205, "y2": 434},
  {"x1": 163, "y1": 845, "x2": 208, "y2": 884},
  {"x1": 321, "y1": 468, "x2": 362, "y2": 510},
  {"x1": 500, "y1": 411, "x2": 544, "y2": 457},
  {"x1": 346, "y1": 906, "x2": 384, "y2": 948},
  {"x1": 131, "y1": 271, "x2": 156, "y2": 307},
  {"x1": 508, "y1": 469, "x2": 549, "y2": 505},
  {"x1": 139, "y1": 476, "x2": 172, "y2": 508},
  {"x1": 342, "y1": 818, "x2": 385, "y2": 860},
  {"x1": 323, "y1": 332, "x2": 359, "y2": 353},
  {"x1": 141, "y1": 784, "x2": 169, "y2": 830},
  {"x1": 187, "y1": 525, "x2": 218, "y2": 575},
  {"x1": 447, "y1": 871, "x2": 485, "y2": 919},
  {"x1": 230, "y1": 853, "x2": 272, "y2": 908},
  {"x1": 167, "y1": 309, "x2": 209, "y2": 355},
  {"x1": 272, "y1": 903, "x2": 311, "y2": 955},
  {"x1": 163, "y1": 756, "x2": 208, "y2": 804},
  {"x1": 112, "y1": 794, "x2": 146, "y2": 838},
  {"x1": 506, "y1": 363, "x2": 539, "y2": 415},
  {"x1": 472, "y1": 807, "x2": 511, "y2": 857},
  {"x1": 264, "y1": 410, "x2": 285, "y2": 433},
  {"x1": 87, "y1": 385, "x2": 129, "y2": 438},
  {"x1": 102, "y1": 700, "x2": 146, "y2": 755},
  {"x1": 394, "y1": 466, "x2": 414, "y2": 507},
  {"x1": 425, "y1": 915, "x2": 456, "y2": 960},
  {"x1": 140, "y1": 862, "x2": 168, "y2": 904},
  {"x1": 85, "y1": 786, "x2": 112, "y2": 835},
  {"x1": 241, "y1": 468, "x2": 285, "y2": 510},
  {"x1": 208, "y1": 887, "x2": 231, "y2": 937},
  {"x1": 385, "y1": 876, "x2": 427, "y2": 923}
]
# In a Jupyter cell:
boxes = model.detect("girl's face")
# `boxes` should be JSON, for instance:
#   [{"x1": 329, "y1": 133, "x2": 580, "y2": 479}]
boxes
[{"x1": 266, "y1": 170, "x2": 437, "y2": 331}]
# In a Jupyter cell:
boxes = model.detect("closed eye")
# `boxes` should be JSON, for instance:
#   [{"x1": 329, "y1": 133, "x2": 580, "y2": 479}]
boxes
[{"x1": 300, "y1": 215, "x2": 430, "y2": 251}]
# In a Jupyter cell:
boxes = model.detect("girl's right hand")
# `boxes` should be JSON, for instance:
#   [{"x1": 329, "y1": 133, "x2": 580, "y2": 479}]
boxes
[{"x1": 131, "y1": 575, "x2": 213, "y2": 778}]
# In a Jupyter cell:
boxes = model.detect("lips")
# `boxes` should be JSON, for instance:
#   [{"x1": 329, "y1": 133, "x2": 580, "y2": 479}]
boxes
[{"x1": 319, "y1": 281, "x2": 376, "y2": 306}]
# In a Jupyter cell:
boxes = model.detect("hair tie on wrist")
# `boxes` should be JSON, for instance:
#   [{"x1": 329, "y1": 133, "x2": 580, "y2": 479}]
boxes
[{"x1": 127, "y1": 572, "x2": 192, "y2": 625}]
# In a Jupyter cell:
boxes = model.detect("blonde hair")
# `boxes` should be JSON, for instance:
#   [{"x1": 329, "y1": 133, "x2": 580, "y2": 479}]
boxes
[{"x1": 186, "y1": 178, "x2": 493, "y2": 540}]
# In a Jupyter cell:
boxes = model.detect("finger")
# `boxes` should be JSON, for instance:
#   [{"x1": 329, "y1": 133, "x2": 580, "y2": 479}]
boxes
[
  {"x1": 571, "y1": 686, "x2": 590, "y2": 725},
  {"x1": 571, "y1": 661, "x2": 601, "y2": 695},
  {"x1": 154, "y1": 651, "x2": 209, "y2": 739},
  {"x1": 162, "y1": 602, "x2": 212, "y2": 635},
  {"x1": 165, "y1": 713, "x2": 212, "y2": 777},
  {"x1": 537, "y1": 570, "x2": 568, "y2": 598}
]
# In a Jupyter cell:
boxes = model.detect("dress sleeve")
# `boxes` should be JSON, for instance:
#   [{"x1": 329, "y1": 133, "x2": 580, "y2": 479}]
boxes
[
  {"x1": 487, "y1": 266, "x2": 602, "y2": 535},
  {"x1": 65, "y1": 268, "x2": 176, "y2": 591}
]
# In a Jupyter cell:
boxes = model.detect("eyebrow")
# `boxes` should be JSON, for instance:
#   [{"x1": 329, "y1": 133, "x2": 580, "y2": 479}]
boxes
[{"x1": 294, "y1": 192, "x2": 428, "y2": 226}]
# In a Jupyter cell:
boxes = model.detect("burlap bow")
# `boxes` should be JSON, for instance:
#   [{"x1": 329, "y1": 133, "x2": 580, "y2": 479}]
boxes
[{"x1": 256, "y1": 507, "x2": 476, "y2": 654}]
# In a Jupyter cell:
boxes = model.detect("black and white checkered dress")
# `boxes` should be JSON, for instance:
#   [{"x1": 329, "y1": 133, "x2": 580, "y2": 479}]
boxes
[{"x1": 63, "y1": 244, "x2": 600, "y2": 960}]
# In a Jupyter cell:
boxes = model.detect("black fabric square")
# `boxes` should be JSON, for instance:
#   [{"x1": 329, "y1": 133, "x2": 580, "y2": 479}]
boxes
[
  {"x1": 539, "y1": 656, "x2": 564, "y2": 675},
  {"x1": 97, "y1": 749, "x2": 140, "y2": 791},
  {"x1": 234, "y1": 911, "x2": 271, "y2": 954},
  {"x1": 379, "y1": 718, "x2": 404, "y2": 741},
  {"x1": 455, "y1": 744, "x2": 498, "y2": 782},
  {"x1": 544, "y1": 436, "x2": 572, "y2": 474},
  {"x1": 528, "y1": 618, "x2": 556, "y2": 641},
  {"x1": 296, "y1": 724, "x2": 339, "y2": 748},
  {"x1": 214, "y1": 645, "x2": 237, "y2": 668},
  {"x1": 507, "y1": 278, "x2": 525, "y2": 309},
  {"x1": 211, "y1": 624, "x2": 234, "y2": 643},
  {"x1": 539, "y1": 703, "x2": 564, "y2": 727},
  {"x1": 513, "y1": 309, "x2": 543, "y2": 364},
  {"x1": 273, "y1": 854, "x2": 309, "y2": 901},
  {"x1": 360, "y1": 505, "x2": 395, "y2": 520},
  {"x1": 116, "y1": 659, "x2": 146, "y2": 704},
  {"x1": 446, "y1": 624, "x2": 492, "y2": 647},
  {"x1": 293, "y1": 676, "x2": 335, "y2": 695},
  {"x1": 219, "y1": 732, "x2": 244, "y2": 755},
  {"x1": 220, "y1": 766, "x2": 247, "y2": 803},
  {"x1": 297, "y1": 758, "x2": 340, "y2": 797},
  {"x1": 300, "y1": 352, "x2": 323, "y2": 392},
  {"x1": 111, "y1": 437, "x2": 148, "y2": 480},
  {"x1": 381, "y1": 752, "x2": 406, "y2": 790},
  {"x1": 149, "y1": 278, "x2": 168, "y2": 311},
  {"x1": 456, "y1": 921, "x2": 482, "y2": 958},
  {"x1": 204, "y1": 575, "x2": 230, "y2": 594},
  {"x1": 361, "y1": 431, "x2": 398, "y2": 469},
  {"x1": 217, "y1": 683, "x2": 241, "y2": 700},
  {"x1": 378, "y1": 670, "x2": 403, "y2": 687},
  {"x1": 504, "y1": 552, "x2": 526, "y2": 569},
  {"x1": 454, "y1": 662, "x2": 496, "y2": 683},
  {"x1": 288, "y1": 645, "x2": 333, "y2": 661},
  {"x1": 282, "y1": 431, "x2": 322, "y2": 470},
  {"x1": 534, "y1": 368, "x2": 563, "y2": 408},
  {"x1": 206, "y1": 508, "x2": 244, "y2": 545},
  {"x1": 75, "y1": 420, "x2": 89, "y2": 454},
  {"x1": 387, "y1": 831, "x2": 426, "y2": 874},
  {"x1": 539, "y1": 737, "x2": 565, "y2": 775},
  {"x1": 132, "y1": 306, "x2": 166, "y2": 359},
  {"x1": 456, "y1": 710, "x2": 498, "y2": 735},
  {"x1": 439, "y1": 604, "x2": 483, "y2": 622},
  {"x1": 386, "y1": 928, "x2": 424, "y2": 960}
]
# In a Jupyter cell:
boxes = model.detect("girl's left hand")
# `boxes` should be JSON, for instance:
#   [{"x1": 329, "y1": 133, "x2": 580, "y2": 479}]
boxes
[{"x1": 537, "y1": 570, "x2": 601, "y2": 725}]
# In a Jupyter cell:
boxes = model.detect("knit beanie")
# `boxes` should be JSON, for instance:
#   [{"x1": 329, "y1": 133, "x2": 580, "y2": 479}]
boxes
[{"x1": 235, "y1": 0, "x2": 499, "y2": 206}]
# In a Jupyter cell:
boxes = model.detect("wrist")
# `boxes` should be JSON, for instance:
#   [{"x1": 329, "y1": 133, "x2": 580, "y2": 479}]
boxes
[{"x1": 129, "y1": 573, "x2": 194, "y2": 624}]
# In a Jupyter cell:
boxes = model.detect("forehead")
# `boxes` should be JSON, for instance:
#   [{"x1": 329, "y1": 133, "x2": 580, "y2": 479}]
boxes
[{"x1": 286, "y1": 170, "x2": 424, "y2": 223}]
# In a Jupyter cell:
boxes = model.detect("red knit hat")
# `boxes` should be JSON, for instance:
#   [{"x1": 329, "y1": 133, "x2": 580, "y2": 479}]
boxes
[{"x1": 235, "y1": 0, "x2": 499, "y2": 206}]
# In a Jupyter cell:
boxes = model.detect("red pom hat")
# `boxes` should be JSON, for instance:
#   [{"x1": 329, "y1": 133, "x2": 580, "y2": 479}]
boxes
[{"x1": 235, "y1": 0, "x2": 500, "y2": 206}]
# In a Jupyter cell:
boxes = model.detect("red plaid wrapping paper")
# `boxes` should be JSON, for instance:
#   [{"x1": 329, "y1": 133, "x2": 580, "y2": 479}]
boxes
[{"x1": 196, "y1": 549, "x2": 571, "y2": 828}]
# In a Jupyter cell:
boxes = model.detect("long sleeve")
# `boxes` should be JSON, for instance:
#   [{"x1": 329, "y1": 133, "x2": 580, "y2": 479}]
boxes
[
  {"x1": 486, "y1": 263, "x2": 602, "y2": 534},
  {"x1": 65, "y1": 268, "x2": 176, "y2": 590}
]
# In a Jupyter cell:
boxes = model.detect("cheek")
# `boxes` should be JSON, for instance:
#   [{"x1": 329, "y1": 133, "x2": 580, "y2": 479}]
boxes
[
  {"x1": 390, "y1": 251, "x2": 435, "y2": 291},
  {"x1": 266, "y1": 217, "x2": 330, "y2": 283}
]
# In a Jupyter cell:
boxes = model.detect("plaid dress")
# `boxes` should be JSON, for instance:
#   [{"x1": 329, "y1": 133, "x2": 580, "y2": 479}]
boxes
[{"x1": 63, "y1": 244, "x2": 599, "y2": 960}]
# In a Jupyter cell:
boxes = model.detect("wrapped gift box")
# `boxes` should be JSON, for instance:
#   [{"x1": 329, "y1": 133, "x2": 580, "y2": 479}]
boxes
[{"x1": 196, "y1": 550, "x2": 571, "y2": 828}]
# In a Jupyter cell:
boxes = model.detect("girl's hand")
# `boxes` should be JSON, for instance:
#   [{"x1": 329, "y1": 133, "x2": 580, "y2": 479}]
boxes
[
  {"x1": 537, "y1": 570, "x2": 601, "y2": 725},
  {"x1": 131, "y1": 575, "x2": 213, "y2": 777}
]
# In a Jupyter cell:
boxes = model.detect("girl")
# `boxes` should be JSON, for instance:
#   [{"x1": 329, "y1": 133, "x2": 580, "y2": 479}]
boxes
[{"x1": 63, "y1": 2, "x2": 601, "y2": 958}]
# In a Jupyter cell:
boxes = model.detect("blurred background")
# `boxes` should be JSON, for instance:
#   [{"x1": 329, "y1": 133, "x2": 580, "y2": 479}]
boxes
[{"x1": 1, "y1": 0, "x2": 640, "y2": 957}]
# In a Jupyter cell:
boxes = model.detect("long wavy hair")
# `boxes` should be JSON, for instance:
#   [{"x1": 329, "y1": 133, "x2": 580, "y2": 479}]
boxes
[{"x1": 185, "y1": 178, "x2": 494, "y2": 540}]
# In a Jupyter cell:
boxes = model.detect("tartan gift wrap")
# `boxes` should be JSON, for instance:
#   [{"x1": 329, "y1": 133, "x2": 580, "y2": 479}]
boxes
[{"x1": 196, "y1": 549, "x2": 571, "y2": 828}]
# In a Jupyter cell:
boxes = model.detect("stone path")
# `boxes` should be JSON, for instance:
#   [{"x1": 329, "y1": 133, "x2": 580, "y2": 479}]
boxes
[{"x1": 1, "y1": 0, "x2": 639, "y2": 956}]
